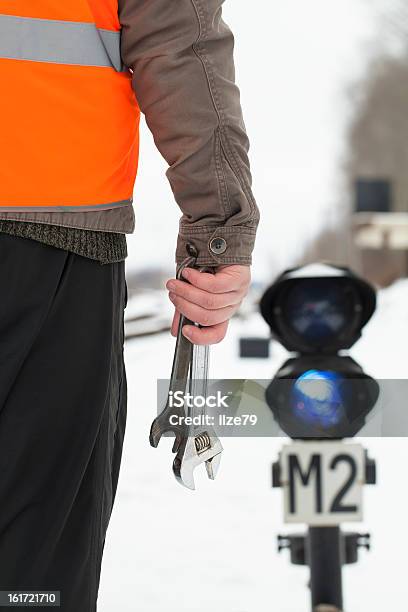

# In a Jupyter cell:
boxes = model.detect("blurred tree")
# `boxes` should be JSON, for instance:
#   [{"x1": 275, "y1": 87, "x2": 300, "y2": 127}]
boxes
[
  {"x1": 347, "y1": 57, "x2": 408, "y2": 213},
  {"x1": 370, "y1": 0, "x2": 408, "y2": 53},
  {"x1": 338, "y1": 0, "x2": 408, "y2": 284},
  {"x1": 347, "y1": 0, "x2": 408, "y2": 214},
  {"x1": 301, "y1": 1, "x2": 408, "y2": 283}
]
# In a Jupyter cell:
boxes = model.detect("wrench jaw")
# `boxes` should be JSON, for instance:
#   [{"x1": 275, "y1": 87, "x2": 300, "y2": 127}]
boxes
[
  {"x1": 149, "y1": 416, "x2": 166, "y2": 448},
  {"x1": 149, "y1": 400, "x2": 186, "y2": 449},
  {"x1": 149, "y1": 417, "x2": 181, "y2": 451},
  {"x1": 149, "y1": 414, "x2": 172, "y2": 448},
  {"x1": 149, "y1": 418, "x2": 184, "y2": 453},
  {"x1": 173, "y1": 433, "x2": 223, "y2": 490},
  {"x1": 205, "y1": 446, "x2": 223, "y2": 481}
]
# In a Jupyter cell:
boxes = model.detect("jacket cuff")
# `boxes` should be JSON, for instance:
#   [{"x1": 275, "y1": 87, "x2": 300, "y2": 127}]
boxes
[{"x1": 176, "y1": 224, "x2": 257, "y2": 267}]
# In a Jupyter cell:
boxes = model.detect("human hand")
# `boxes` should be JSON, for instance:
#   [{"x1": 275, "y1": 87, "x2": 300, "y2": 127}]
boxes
[{"x1": 166, "y1": 265, "x2": 251, "y2": 345}]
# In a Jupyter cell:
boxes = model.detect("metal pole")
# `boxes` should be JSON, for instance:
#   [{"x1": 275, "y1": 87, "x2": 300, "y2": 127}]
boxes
[{"x1": 308, "y1": 527, "x2": 343, "y2": 611}]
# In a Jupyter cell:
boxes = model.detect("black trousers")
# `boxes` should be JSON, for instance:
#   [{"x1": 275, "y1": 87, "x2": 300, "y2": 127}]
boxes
[{"x1": 0, "y1": 234, "x2": 127, "y2": 611}]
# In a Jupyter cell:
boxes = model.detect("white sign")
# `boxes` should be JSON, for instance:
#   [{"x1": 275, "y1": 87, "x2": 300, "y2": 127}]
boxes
[{"x1": 279, "y1": 441, "x2": 365, "y2": 526}]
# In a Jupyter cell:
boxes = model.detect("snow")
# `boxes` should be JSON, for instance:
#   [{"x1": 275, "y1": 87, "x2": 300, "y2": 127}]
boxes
[
  {"x1": 98, "y1": 279, "x2": 408, "y2": 612},
  {"x1": 352, "y1": 279, "x2": 408, "y2": 378}
]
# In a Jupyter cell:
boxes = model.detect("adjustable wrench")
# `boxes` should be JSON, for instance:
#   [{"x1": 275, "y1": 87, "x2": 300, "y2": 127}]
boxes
[
  {"x1": 149, "y1": 246, "x2": 223, "y2": 489},
  {"x1": 172, "y1": 339, "x2": 223, "y2": 490}
]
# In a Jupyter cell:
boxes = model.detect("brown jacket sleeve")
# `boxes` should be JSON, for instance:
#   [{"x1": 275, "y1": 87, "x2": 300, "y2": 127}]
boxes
[{"x1": 119, "y1": 0, "x2": 260, "y2": 266}]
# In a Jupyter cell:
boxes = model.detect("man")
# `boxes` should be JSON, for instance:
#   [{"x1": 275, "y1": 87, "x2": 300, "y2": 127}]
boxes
[{"x1": 0, "y1": 0, "x2": 259, "y2": 610}]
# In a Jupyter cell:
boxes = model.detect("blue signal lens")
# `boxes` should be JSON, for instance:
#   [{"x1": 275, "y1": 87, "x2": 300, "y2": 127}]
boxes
[{"x1": 292, "y1": 370, "x2": 343, "y2": 428}]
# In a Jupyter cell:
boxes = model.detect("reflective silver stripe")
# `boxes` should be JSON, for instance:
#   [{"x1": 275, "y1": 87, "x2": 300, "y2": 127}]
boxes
[
  {"x1": 0, "y1": 14, "x2": 122, "y2": 70},
  {"x1": 0, "y1": 199, "x2": 132, "y2": 213},
  {"x1": 98, "y1": 28, "x2": 122, "y2": 71}
]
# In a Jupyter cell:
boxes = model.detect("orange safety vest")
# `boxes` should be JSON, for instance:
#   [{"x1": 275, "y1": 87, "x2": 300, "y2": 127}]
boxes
[{"x1": 0, "y1": 1, "x2": 140, "y2": 211}]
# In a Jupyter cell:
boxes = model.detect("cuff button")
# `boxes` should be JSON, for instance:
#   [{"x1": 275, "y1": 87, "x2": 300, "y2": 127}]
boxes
[{"x1": 209, "y1": 237, "x2": 227, "y2": 255}]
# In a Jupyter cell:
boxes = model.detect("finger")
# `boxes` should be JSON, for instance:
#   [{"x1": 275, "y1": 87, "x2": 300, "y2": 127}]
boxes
[
  {"x1": 171, "y1": 310, "x2": 180, "y2": 337},
  {"x1": 182, "y1": 321, "x2": 229, "y2": 346},
  {"x1": 169, "y1": 293, "x2": 237, "y2": 327},
  {"x1": 166, "y1": 279, "x2": 242, "y2": 310},
  {"x1": 181, "y1": 265, "x2": 249, "y2": 294}
]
